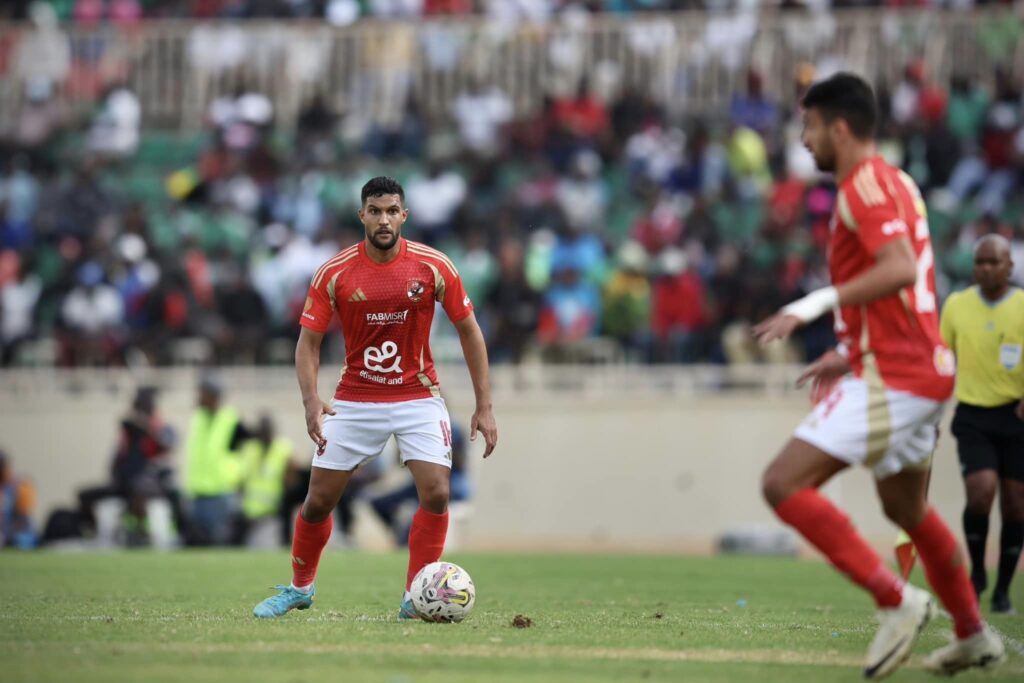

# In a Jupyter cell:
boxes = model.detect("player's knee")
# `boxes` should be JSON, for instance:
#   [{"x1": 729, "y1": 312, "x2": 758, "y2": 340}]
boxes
[
  {"x1": 881, "y1": 498, "x2": 925, "y2": 529},
  {"x1": 418, "y1": 480, "x2": 449, "y2": 514},
  {"x1": 761, "y1": 468, "x2": 792, "y2": 509},
  {"x1": 302, "y1": 491, "x2": 336, "y2": 521}
]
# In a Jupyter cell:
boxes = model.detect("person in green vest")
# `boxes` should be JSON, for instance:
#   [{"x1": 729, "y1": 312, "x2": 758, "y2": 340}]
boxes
[
  {"x1": 184, "y1": 375, "x2": 249, "y2": 546},
  {"x1": 237, "y1": 415, "x2": 297, "y2": 547}
]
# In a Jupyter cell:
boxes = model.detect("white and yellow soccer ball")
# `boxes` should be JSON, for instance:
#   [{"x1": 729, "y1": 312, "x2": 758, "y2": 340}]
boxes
[{"x1": 409, "y1": 561, "x2": 475, "y2": 622}]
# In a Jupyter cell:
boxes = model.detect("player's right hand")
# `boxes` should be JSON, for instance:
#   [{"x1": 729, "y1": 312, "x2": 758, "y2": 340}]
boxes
[
  {"x1": 796, "y1": 349, "x2": 851, "y2": 405},
  {"x1": 752, "y1": 311, "x2": 802, "y2": 345},
  {"x1": 304, "y1": 398, "x2": 336, "y2": 454}
]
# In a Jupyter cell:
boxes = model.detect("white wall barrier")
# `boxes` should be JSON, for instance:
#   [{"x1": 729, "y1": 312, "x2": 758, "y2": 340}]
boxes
[{"x1": 0, "y1": 365, "x2": 967, "y2": 551}]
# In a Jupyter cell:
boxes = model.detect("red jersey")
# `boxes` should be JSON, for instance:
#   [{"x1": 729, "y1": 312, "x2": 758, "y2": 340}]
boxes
[
  {"x1": 830, "y1": 156, "x2": 954, "y2": 401},
  {"x1": 300, "y1": 238, "x2": 474, "y2": 402}
]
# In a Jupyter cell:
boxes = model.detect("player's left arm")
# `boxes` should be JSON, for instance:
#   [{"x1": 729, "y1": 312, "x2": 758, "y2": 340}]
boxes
[{"x1": 452, "y1": 312, "x2": 498, "y2": 458}]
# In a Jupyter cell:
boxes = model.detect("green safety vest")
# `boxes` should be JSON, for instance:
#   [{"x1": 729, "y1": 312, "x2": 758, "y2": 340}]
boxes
[
  {"x1": 185, "y1": 406, "x2": 241, "y2": 496},
  {"x1": 240, "y1": 437, "x2": 292, "y2": 520}
]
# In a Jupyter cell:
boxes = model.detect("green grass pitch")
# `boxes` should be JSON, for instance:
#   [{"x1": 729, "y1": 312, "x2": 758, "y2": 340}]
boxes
[{"x1": 1, "y1": 551, "x2": 1021, "y2": 683}]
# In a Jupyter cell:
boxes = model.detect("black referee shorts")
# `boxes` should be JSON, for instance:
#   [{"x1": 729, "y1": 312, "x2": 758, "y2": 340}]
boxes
[{"x1": 951, "y1": 401, "x2": 1024, "y2": 481}]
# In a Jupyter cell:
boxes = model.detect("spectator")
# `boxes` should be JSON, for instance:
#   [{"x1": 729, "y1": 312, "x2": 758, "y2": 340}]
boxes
[
  {"x1": 77, "y1": 386, "x2": 181, "y2": 548},
  {"x1": 0, "y1": 156, "x2": 40, "y2": 249},
  {"x1": 0, "y1": 449, "x2": 37, "y2": 549},
  {"x1": 11, "y1": 3, "x2": 70, "y2": 98},
  {"x1": 650, "y1": 247, "x2": 708, "y2": 363},
  {"x1": 556, "y1": 149, "x2": 608, "y2": 235},
  {"x1": 729, "y1": 68, "x2": 779, "y2": 137},
  {"x1": 405, "y1": 160, "x2": 467, "y2": 245},
  {"x1": 215, "y1": 266, "x2": 269, "y2": 364},
  {"x1": 485, "y1": 238, "x2": 541, "y2": 363},
  {"x1": 9, "y1": 80, "x2": 68, "y2": 165},
  {"x1": 551, "y1": 77, "x2": 612, "y2": 148},
  {"x1": 59, "y1": 261, "x2": 125, "y2": 366},
  {"x1": 0, "y1": 254, "x2": 42, "y2": 365},
  {"x1": 601, "y1": 240, "x2": 651, "y2": 360},
  {"x1": 537, "y1": 258, "x2": 601, "y2": 356},
  {"x1": 451, "y1": 80, "x2": 514, "y2": 158},
  {"x1": 55, "y1": 162, "x2": 110, "y2": 239},
  {"x1": 87, "y1": 80, "x2": 142, "y2": 160},
  {"x1": 236, "y1": 414, "x2": 296, "y2": 547},
  {"x1": 184, "y1": 375, "x2": 249, "y2": 545},
  {"x1": 947, "y1": 68, "x2": 1020, "y2": 215}
]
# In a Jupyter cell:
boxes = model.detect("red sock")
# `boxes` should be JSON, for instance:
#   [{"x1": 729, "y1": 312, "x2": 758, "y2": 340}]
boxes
[
  {"x1": 775, "y1": 489, "x2": 903, "y2": 608},
  {"x1": 406, "y1": 508, "x2": 448, "y2": 590},
  {"x1": 907, "y1": 508, "x2": 982, "y2": 639},
  {"x1": 291, "y1": 513, "x2": 332, "y2": 588}
]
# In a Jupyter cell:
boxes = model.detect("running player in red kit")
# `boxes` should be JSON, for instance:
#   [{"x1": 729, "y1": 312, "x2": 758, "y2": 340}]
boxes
[
  {"x1": 754, "y1": 74, "x2": 1004, "y2": 678},
  {"x1": 254, "y1": 176, "x2": 497, "y2": 620}
]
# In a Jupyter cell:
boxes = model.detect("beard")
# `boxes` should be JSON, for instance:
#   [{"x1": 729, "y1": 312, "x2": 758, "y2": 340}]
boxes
[
  {"x1": 812, "y1": 147, "x2": 837, "y2": 173},
  {"x1": 368, "y1": 229, "x2": 399, "y2": 251}
]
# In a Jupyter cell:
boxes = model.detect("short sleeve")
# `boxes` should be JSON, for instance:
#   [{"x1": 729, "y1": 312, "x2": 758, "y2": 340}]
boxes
[
  {"x1": 838, "y1": 187, "x2": 908, "y2": 257},
  {"x1": 299, "y1": 278, "x2": 334, "y2": 332},
  {"x1": 439, "y1": 269, "x2": 474, "y2": 323}
]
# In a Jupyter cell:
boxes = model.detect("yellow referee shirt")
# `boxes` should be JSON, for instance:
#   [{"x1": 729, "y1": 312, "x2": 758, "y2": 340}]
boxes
[{"x1": 940, "y1": 286, "x2": 1024, "y2": 407}]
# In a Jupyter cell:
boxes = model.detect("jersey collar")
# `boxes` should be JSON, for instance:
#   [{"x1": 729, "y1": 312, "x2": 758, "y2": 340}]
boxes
[
  {"x1": 360, "y1": 237, "x2": 407, "y2": 268},
  {"x1": 974, "y1": 284, "x2": 1017, "y2": 308}
]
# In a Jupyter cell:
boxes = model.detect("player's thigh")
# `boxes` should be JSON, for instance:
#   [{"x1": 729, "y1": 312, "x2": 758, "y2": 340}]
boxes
[
  {"x1": 393, "y1": 397, "x2": 455, "y2": 468},
  {"x1": 407, "y1": 459, "x2": 452, "y2": 509},
  {"x1": 316, "y1": 401, "x2": 393, "y2": 471},
  {"x1": 952, "y1": 406, "x2": 1000, "y2": 478},
  {"x1": 761, "y1": 437, "x2": 848, "y2": 507},
  {"x1": 866, "y1": 388, "x2": 944, "y2": 480}
]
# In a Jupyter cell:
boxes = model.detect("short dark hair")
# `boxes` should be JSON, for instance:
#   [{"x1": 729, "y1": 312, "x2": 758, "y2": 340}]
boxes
[
  {"x1": 361, "y1": 176, "x2": 404, "y2": 204},
  {"x1": 801, "y1": 72, "x2": 877, "y2": 140}
]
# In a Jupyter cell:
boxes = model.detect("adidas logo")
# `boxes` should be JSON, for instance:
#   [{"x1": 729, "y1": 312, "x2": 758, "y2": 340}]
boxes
[{"x1": 348, "y1": 288, "x2": 367, "y2": 302}]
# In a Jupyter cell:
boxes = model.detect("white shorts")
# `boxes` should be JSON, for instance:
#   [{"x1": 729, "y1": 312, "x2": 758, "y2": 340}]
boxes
[
  {"x1": 793, "y1": 376, "x2": 945, "y2": 479},
  {"x1": 314, "y1": 397, "x2": 454, "y2": 471}
]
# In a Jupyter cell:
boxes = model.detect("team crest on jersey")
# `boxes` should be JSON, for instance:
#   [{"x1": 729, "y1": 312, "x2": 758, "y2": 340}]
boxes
[
  {"x1": 303, "y1": 296, "x2": 313, "y2": 311},
  {"x1": 406, "y1": 279, "x2": 425, "y2": 302}
]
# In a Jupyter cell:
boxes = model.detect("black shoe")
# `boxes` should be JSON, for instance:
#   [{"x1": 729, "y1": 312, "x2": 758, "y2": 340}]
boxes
[
  {"x1": 971, "y1": 571, "x2": 988, "y2": 598},
  {"x1": 991, "y1": 592, "x2": 1015, "y2": 615}
]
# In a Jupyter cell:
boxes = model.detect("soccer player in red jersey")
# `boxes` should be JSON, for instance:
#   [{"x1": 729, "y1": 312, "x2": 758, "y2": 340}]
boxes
[
  {"x1": 754, "y1": 73, "x2": 1004, "y2": 678},
  {"x1": 253, "y1": 176, "x2": 497, "y2": 620}
]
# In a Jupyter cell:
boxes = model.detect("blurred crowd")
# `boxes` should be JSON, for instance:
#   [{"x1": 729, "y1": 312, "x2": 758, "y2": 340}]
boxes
[
  {"x1": 1, "y1": 5, "x2": 1023, "y2": 368},
  {"x1": 3, "y1": 0, "x2": 1016, "y2": 25}
]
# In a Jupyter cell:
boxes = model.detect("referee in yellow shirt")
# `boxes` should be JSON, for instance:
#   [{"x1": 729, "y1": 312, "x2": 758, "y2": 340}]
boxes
[{"x1": 941, "y1": 234, "x2": 1024, "y2": 615}]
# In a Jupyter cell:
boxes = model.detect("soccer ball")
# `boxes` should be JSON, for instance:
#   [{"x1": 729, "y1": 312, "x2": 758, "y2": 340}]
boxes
[{"x1": 409, "y1": 561, "x2": 475, "y2": 623}]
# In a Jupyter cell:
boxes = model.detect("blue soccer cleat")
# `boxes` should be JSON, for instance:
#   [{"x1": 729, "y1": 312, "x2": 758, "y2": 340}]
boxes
[
  {"x1": 398, "y1": 596, "x2": 419, "y2": 620},
  {"x1": 253, "y1": 585, "x2": 314, "y2": 618}
]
